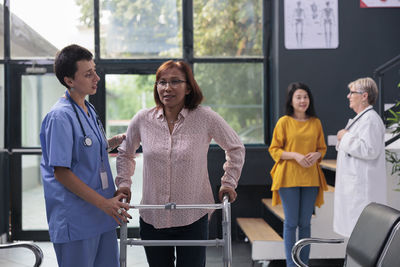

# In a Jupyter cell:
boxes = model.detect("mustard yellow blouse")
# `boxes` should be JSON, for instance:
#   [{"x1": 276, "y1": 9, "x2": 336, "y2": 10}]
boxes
[{"x1": 269, "y1": 115, "x2": 328, "y2": 207}]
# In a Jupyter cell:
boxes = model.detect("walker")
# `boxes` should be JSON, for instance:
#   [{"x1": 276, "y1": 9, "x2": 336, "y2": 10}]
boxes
[{"x1": 119, "y1": 195, "x2": 232, "y2": 267}]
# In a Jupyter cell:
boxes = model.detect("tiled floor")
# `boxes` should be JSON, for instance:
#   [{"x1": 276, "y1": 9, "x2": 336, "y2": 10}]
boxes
[{"x1": 0, "y1": 240, "x2": 254, "y2": 267}]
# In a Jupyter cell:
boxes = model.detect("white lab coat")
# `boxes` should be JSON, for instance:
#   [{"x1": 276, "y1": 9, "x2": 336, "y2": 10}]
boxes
[{"x1": 333, "y1": 106, "x2": 387, "y2": 237}]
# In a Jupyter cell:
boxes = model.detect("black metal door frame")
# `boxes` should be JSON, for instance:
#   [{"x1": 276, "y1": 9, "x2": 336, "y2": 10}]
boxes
[{"x1": 8, "y1": 62, "x2": 53, "y2": 241}]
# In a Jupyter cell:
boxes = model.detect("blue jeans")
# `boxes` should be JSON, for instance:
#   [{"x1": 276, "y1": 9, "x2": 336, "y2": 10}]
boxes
[
  {"x1": 139, "y1": 215, "x2": 208, "y2": 267},
  {"x1": 279, "y1": 187, "x2": 319, "y2": 267}
]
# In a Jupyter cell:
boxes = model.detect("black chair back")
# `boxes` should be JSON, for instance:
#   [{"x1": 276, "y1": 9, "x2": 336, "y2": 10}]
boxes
[
  {"x1": 346, "y1": 203, "x2": 400, "y2": 267},
  {"x1": 376, "y1": 220, "x2": 400, "y2": 266}
]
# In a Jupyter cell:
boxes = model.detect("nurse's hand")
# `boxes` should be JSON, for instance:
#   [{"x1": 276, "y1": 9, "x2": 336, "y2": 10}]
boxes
[
  {"x1": 108, "y1": 133, "x2": 126, "y2": 151},
  {"x1": 101, "y1": 194, "x2": 132, "y2": 225},
  {"x1": 115, "y1": 186, "x2": 131, "y2": 203}
]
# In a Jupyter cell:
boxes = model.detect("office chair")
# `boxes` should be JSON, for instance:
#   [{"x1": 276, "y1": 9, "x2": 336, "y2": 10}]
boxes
[
  {"x1": 291, "y1": 202, "x2": 400, "y2": 267},
  {"x1": 0, "y1": 241, "x2": 43, "y2": 267}
]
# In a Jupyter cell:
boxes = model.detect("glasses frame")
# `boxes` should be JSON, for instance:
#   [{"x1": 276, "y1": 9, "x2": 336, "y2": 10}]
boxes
[
  {"x1": 348, "y1": 90, "x2": 364, "y2": 96},
  {"x1": 156, "y1": 79, "x2": 187, "y2": 89}
]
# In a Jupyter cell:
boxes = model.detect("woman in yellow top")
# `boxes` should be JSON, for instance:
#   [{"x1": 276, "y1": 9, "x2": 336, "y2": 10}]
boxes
[{"x1": 269, "y1": 82, "x2": 327, "y2": 267}]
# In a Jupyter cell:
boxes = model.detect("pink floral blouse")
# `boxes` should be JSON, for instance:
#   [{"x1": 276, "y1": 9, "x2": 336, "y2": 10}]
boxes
[{"x1": 116, "y1": 106, "x2": 245, "y2": 229}]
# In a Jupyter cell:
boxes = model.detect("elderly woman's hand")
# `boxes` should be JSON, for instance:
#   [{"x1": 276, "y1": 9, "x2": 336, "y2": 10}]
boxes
[
  {"x1": 108, "y1": 133, "x2": 126, "y2": 151},
  {"x1": 114, "y1": 186, "x2": 131, "y2": 203},
  {"x1": 337, "y1": 129, "x2": 348, "y2": 141},
  {"x1": 219, "y1": 185, "x2": 237, "y2": 203}
]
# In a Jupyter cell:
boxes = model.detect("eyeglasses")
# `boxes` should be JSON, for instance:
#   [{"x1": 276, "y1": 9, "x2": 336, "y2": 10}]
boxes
[
  {"x1": 156, "y1": 80, "x2": 187, "y2": 89},
  {"x1": 348, "y1": 90, "x2": 364, "y2": 96}
]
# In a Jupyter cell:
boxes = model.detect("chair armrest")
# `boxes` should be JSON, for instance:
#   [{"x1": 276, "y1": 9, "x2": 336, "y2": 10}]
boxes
[
  {"x1": 0, "y1": 242, "x2": 43, "y2": 267},
  {"x1": 291, "y1": 238, "x2": 344, "y2": 267}
]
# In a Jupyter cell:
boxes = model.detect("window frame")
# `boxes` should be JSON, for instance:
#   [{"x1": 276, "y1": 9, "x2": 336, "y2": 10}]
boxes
[{"x1": 3, "y1": 0, "x2": 272, "y2": 241}]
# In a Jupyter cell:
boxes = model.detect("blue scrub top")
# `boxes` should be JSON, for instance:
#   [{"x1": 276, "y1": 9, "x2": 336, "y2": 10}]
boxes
[{"x1": 40, "y1": 96, "x2": 117, "y2": 243}]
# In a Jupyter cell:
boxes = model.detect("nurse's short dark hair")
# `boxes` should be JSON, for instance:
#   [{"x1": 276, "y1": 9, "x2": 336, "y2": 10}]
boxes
[
  {"x1": 285, "y1": 82, "x2": 316, "y2": 117},
  {"x1": 54, "y1": 44, "x2": 93, "y2": 89}
]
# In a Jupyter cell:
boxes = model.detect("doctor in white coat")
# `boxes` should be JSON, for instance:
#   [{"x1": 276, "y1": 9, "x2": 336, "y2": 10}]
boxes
[{"x1": 334, "y1": 77, "x2": 387, "y2": 237}]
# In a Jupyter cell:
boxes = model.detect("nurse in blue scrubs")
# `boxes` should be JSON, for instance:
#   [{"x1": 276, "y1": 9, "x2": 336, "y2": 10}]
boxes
[{"x1": 40, "y1": 44, "x2": 131, "y2": 267}]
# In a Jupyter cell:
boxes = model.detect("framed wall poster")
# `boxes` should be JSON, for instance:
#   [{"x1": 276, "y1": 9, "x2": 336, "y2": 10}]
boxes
[
  {"x1": 360, "y1": 0, "x2": 400, "y2": 8},
  {"x1": 284, "y1": 0, "x2": 339, "y2": 49}
]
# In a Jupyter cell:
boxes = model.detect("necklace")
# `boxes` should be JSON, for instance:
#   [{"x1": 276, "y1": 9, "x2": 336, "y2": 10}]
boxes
[{"x1": 167, "y1": 117, "x2": 178, "y2": 124}]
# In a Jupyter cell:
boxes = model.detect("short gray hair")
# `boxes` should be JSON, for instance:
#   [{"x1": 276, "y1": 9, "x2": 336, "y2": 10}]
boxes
[{"x1": 348, "y1": 77, "x2": 378, "y2": 105}]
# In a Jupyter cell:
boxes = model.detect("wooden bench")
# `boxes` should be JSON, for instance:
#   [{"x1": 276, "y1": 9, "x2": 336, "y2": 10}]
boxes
[
  {"x1": 237, "y1": 185, "x2": 346, "y2": 262},
  {"x1": 236, "y1": 217, "x2": 285, "y2": 261},
  {"x1": 237, "y1": 218, "x2": 282, "y2": 242},
  {"x1": 261, "y1": 185, "x2": 335, "y2": 221},
  {"x1": 262, "y1": 198, "x2": 284, "y2": 220}
]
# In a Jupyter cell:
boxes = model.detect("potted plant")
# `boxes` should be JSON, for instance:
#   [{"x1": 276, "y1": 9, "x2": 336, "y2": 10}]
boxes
[{"x1": 386, "y1": 82, "x2": 400, "y2": 191}]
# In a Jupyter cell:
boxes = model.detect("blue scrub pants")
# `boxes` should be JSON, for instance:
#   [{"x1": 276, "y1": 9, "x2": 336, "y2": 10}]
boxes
[
  {"x1": 279, "y1": 186, "x2": 319, "y2": 267},
  {"x1": 53, "y1": 229, "x2": 119, "y2": 267},
  {"x1": 139, "y1": 215, "x2": 208, "y2": 267}
]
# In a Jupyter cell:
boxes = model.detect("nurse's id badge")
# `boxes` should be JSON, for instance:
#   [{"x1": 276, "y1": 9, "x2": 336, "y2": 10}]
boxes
[{"x1": 100, "y1": 164, "x2": 109, "y2": 189}]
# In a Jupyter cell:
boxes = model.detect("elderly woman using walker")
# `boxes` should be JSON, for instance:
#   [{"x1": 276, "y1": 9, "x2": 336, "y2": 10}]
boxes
[{"x1": 115, "y1": 60, "x2": 245, "y2": 267}]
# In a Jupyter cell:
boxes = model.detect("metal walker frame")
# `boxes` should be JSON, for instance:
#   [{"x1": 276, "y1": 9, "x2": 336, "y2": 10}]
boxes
[{"x1": 119, "y1": 195, "x2": 232, "y2": 267}]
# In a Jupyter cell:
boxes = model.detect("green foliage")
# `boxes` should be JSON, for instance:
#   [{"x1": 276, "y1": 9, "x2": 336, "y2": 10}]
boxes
[
  {"x1": 75, "y1": 0, "x2": 94, "y2": 27},
  {"x1": 386, "y1": 82, "x2": 400, "y2": 190},
  {"x1": 195, "y1": 63, "x2": 263, "y2": 133},
  {"x1": 386, "y1": 150, "x2": 400, "y2": 191},
  {"x1": 105, "y1": 74, "x2": 155, "y2": 136},
  {"x1": 193, "y1": 0, "x2": 262, "y2": 57},
  {"x1": 76, "y1": 0, "x2": 264, "y2": 143},
  {"x1": 105, "y1": 0, "x2": 182, "y2": 57},
  {"x1": 386, "y1": 102, "x2": 400, "y2": 135}
]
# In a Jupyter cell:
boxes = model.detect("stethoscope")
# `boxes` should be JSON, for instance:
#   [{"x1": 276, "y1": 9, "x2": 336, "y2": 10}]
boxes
[
  {"x1": 345, "y1": 106, "x2": 373, "y2": 131},
  {"x1": 344, "y1": 106, "x2": 372, "y2": 158},
  {"x1": 66, "y1": 91, "x2": 107, "y2": 148}
]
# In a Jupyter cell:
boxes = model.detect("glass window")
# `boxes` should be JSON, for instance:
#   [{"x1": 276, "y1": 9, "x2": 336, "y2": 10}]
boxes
[
  {"x1": 21, "y1": 74, "x2": 65, "y2": 147},
  {"x1": 0, "y1": 5, "x2": 4, "y2": 59},
  {"x1": 11, "y1": 0, "x2": 94, "y2": 58},
  {"x1": 105, "y1": 74, "x2": 155, "y2": 137},
  {"x1": 193, "y1": 0, "x2": 263, "y2": 57},
  {"x1": 0, "y1": 65, "x2": 4, "y2": 148},
  {"x1": 100, "y1": 0, "x2": 182, "y2": 58},
  {"x1": 22, "y1": 155, "x2": 47, "y2": 230},
  {"x1": 195, "y1": 63, "x2": 264, "y2": 144},
  {"x1": 106, "y1": 74, "x2": 154, "y2": 227},
  {"x1": 109, "y1": 153, "x2": 143, "y2": 227}
]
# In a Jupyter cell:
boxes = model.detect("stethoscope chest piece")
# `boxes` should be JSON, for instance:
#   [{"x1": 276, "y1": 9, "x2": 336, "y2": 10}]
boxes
[
  {"x1": 66, "y1": 91, "x2": 105, "y2": 149},
  {"x1": 84, "y1": 136, "x2": 93, "y2": 147}
]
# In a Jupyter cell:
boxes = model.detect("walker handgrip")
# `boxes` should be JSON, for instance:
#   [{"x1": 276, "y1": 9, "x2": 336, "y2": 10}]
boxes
[{"x1": 223, "y1": 193, "x2": 230, "y2": 203}]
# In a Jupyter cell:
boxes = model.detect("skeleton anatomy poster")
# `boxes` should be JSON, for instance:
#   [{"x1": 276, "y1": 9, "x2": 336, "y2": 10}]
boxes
[{"x1": 284, "y1": 0, "x2": 339, "y2": 49}]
